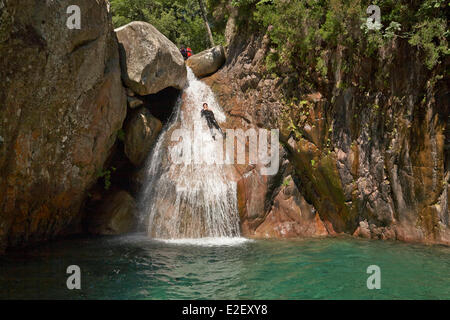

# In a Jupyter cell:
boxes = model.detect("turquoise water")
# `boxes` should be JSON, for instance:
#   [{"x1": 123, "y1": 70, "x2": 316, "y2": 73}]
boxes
[{"x1": 0, "y1": 234, "x2": 449, "y2": 299}]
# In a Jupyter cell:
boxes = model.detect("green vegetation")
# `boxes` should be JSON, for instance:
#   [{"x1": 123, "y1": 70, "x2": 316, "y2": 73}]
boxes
[
  {"x1": 110, "y1": 1, "x2": 448, "y2": 71},
  {"x1": 282, "y1": 177, "x2": 291, "y2": 187},
  {"x1": 228, "y1": 0, "x2": 448, "y2": 75},
  {"x1": 96, "y1": 167, "x2": 117, "y2": 190},
  {"x1": 110, "y1": 0, "x2": 225, "y2": 53},
  {"x1": 409, "y1": 18, "x2": 449, "y2": 69},
  {"x1": 117, "y1": 129, "x2": 125, "y2": 142}
]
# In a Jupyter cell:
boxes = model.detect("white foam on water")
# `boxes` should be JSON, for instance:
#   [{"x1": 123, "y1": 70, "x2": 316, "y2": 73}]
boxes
[
  {"x1": 154, "y1": 237, "x2": 251, "y2": 247},
  {"x1": 105, "y1": 234, "x2": 251, "y2": 247}
]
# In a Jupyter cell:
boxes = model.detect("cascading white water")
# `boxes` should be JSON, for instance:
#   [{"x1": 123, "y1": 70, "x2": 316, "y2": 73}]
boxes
[{"x1": 138, "y1": 68, "x2": 241, "y2": 239}]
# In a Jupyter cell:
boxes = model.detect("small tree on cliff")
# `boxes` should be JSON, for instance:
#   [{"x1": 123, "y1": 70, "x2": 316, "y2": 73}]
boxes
[{"x1": 197, "y1": 0, "x2": 215, "y2": 47}]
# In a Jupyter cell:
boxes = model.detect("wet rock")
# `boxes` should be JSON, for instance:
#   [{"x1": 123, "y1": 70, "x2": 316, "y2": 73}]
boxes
[
  {"x1": 186, "y1": 45, "x2": 226, "y2": 78},
  {"x1": 0, "y1": 0, "x2": 126, "y2": 251},
  {"x1": 254, "y1": 176, "x2": 329, "y2": 238},
  {"x1": 124, "y1": 107, "x2": 162, "y2": 167},
  {"x1": 87, "y1": 190, "x2": 137, "y2": 235},
  {"x1": 353, "y1": 220, "x2": 371, "y2": 239},
  {"x1": 130, "y1": 166, "x2": 147, "y2": 194},
  {"x1": 127, "y1": 96, "x2": 143, "y2": 109},
  {"x1": 115, "y1": 21, "x2": 187, "y2": 95},
  {"x1": 236, "y1": 166, "x2": 270, "y2": 235},
  {"x1": 126, "y1": 88, "x2": 135, "y2": 97}
]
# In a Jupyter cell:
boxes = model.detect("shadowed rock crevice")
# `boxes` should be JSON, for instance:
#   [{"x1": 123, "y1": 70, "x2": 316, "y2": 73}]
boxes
[{"x1": 137, "y1": 87, "x2": 182, "y2": 124}]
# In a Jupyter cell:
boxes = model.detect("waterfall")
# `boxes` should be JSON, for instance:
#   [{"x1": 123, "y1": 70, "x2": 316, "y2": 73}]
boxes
[{"x1": 138, "y1": 68, "x2": 241, "y2": 239}]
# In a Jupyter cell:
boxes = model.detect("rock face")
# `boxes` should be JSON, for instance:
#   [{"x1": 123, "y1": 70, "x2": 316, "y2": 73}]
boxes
[
  {"x1": 127, "y1": 96, "x2": 144, "y2": 109},
  {"x1": 0, "y1": 0, "x2": 127, "y2": 251},
  {"x1": 87, "y1": 190, "x2": 137, "y2": 235},
  {"x1": 115, "y1": 21, "x2": 187, "y2": 95},
  {"x1": 254, "y1": 176, "x2": 329, "y2": 238},
  {"x1": 124, "y1": 107, "x2": 162, "y2": 167},
  {"x1": 204, "y1": 20, "x2": 449, "y2": 245},
  {"x1": 186, "y1": 45, "x2": 226, "y2": 78},
  {"x1": 236, "y1": 159, "x2": 332, "y2": 239}
]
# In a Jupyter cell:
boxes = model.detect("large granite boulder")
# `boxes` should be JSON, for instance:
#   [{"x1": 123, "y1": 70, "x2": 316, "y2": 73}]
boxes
[
  {"x1": 115, "y1": 21, "x2": 187, "y2": 95},
  {"x1": 0, "y1": 0, "x2": 127, "y2": 252},
  {"x1": 186, "y1": 45, "x2": 226, "y2": 78},
  {"x1": 87, "y1": 190, "x2": 137, "y2": 235},
  {"x1": 124, "y1": 107, "x2": 162, "y2": 167}
]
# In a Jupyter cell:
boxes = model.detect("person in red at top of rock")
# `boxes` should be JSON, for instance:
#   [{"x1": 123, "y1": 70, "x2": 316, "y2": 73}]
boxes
[{"x1": 186, "y1": 47, "x2": 193, "y2": 58}]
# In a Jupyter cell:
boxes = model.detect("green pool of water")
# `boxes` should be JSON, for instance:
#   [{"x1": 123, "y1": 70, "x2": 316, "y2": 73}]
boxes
[{"x1": 0, "y1": 234, "x2": 449, "y2": 299}]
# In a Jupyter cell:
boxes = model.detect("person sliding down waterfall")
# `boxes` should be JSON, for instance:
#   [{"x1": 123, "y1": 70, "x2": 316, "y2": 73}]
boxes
[{"x1": 201, "y1": 103, "x2": 225, "y2": 140}]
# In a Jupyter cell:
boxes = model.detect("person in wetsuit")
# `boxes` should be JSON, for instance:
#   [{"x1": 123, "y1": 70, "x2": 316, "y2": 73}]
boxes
[
  {"x1": 201, "y1": 103, "x2": 225, "y2": 140},
  {"x1": 180, "y1": 45, "x2": 188, "y2": 60}
]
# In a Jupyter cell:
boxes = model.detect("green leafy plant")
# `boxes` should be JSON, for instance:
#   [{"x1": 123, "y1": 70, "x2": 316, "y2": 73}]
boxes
[
  {"x1": 282, "y1": 177, "x2": 291, "y2": 187},
  {"x1": 117, "y1": 129, "x2": 125, "y2": 142},
  {"x1": 409, "y1": 18, "x2": 449, "y2": 69},
  {"x1": 96, "y1": 167, "x2": 117, "y2": 190}
]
